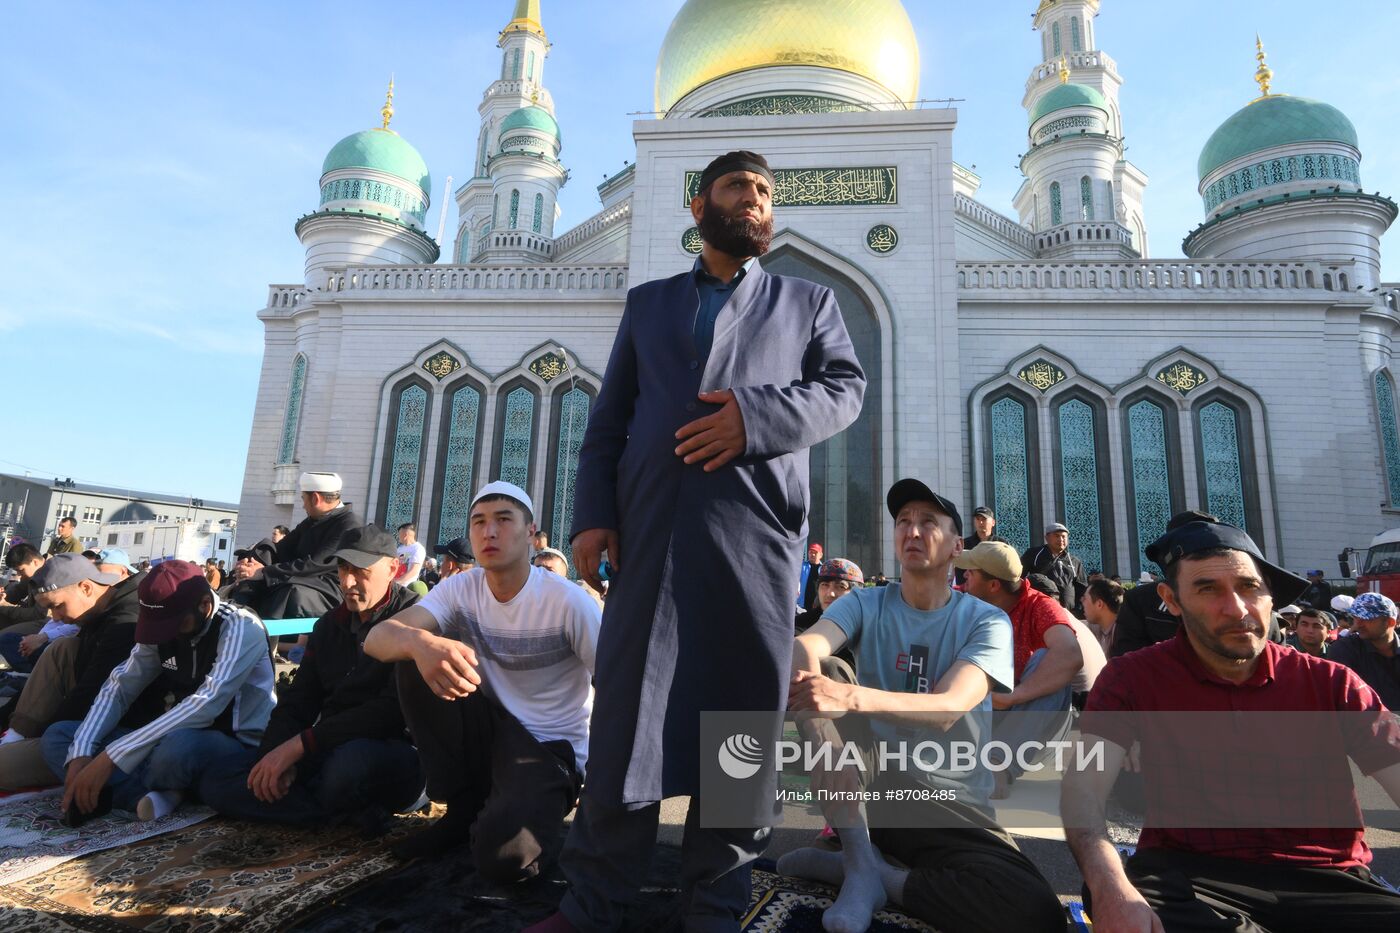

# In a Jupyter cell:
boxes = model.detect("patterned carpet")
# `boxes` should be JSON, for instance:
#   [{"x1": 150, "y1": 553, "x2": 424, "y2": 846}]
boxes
[
  {"x1": 742, "y1": 868, "x2": 934, "y2": 932},
  {"x1": 0, "y1": 801, "x2": 441, "y2": 932}
]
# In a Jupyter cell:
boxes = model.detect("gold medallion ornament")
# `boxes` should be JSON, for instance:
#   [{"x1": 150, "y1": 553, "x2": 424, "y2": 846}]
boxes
[
  {"x1": 422, "y1": 350, "x2": 462, "y2": 381},
  {"x1": 681, "y1": 227, "x2": 704, "y2": 254},
  {"x1": 529, "y1": 351, "x2": 567, "y2": 382},
  {"x1": 1016, "y1": 360, "x2": 1067, "y2": 393},
  {"x1": 1155, "y1": 362, "x2": 1209, "y2": 396},
  {"x1": 866, "y1": 224, "x2": 898, "y2": 254}
]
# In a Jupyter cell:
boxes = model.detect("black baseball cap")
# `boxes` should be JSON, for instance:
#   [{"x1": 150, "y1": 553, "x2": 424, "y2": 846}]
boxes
[
  {"x1": 331, "y1": 525, "x2": 398, "y2": 569},
  {"x1": 233, "y1": 538, "x2": 277, "y2": 567},
  {"x1": 433, "y1": 536, "x2": 473, "y2": 563},
  {"x1": 972, "y1": 506, "x2": 994, "y2": 519},
  {"x1": 1145, "y1": 521, "x2": 1307, "y2": 606},
  {"x1": 886, "y1": 478, "x2": 962, "y2": 535}
]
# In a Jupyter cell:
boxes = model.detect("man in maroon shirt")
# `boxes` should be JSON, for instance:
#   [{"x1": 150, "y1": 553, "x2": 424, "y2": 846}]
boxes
[{"x1": 1063, "y1": 521, "x2": 1400, "y2": 932}]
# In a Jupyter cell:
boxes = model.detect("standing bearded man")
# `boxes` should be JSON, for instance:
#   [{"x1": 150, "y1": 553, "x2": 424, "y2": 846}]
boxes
[{"x1": 530, "y1": 151, "x2": 866, "y2": 933}]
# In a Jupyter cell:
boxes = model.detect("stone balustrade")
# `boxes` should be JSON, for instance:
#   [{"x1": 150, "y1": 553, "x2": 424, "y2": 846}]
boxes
[
  {"x1": 1026, "y1": 51, "x2": 1118, "y2": 90},
  {"x1": 1034, "y1": 222, "x2": 1134, "y2": 252},
  {"x1": 958, "y1": 259, "x2": 1360, "y2": 296},
  {"x1": 266, "y1": 285, "x2": 307, "y2": 309},
  {"x1": 955, "y1": 194, "x2": 1036, "y2": 252},
  {"x1": 324, "y1": 263, "x2": 628, "y2": 296},
  {"x1": 553, "y1": 198, "x2": 632, "y2": 256}
]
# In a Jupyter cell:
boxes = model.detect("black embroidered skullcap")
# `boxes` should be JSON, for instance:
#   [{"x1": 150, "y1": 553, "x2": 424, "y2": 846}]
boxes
[{"x1": 697, "y1": 150, "x2": 775, "y2": 195}]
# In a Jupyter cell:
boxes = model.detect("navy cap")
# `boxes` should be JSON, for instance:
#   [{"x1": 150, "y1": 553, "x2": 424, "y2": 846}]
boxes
[
  {"x1": 1145, "y1": 521, "x2": 1308, "y2": 606},
  {"x1": 886, "y1": 478, "x2": 962, "y2": 535},
  {"x1": 433, "y1": 537, "x2": 474, "y2": 563}
]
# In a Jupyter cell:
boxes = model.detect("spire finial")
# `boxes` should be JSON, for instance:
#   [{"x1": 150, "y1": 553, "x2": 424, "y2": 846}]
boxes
[
  {"x1": 380, "y1": 75, "x2": 395, "y2": 130},
  {"x1": 1058, "y1": 55, "x2": 1070, "y2": 84},
  {"x1": 1253, "y1": 35, "x2": 1273, "y2": 99}
]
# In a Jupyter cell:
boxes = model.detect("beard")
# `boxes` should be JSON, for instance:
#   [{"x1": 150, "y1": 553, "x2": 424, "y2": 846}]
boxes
[
  {"x1": 1180, "y1": 607, "x2": 1268, "y2": 662},
  {"x1": 698, "y1": 192, "x2": 773, "y2": 258}
]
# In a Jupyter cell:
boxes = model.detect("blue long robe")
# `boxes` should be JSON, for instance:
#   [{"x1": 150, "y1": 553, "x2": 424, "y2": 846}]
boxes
[{"x1": 571, "y1": 259, "x2": 866, "y2": 804}]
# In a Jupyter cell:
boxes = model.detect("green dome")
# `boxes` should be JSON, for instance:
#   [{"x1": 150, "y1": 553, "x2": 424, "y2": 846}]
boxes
[
  {"x1": 322, "y1": 128, "x2": 431, "y2": 194},
  {"x1": 1029, "y1": 83, "x2": 1108, "y2": 124},
  {"x1": 1197, "y1": 95, "x2": 1358, "y2": 182},
  {"x1": 499, "y1": 106, "x2": 561, "y2": 144}
]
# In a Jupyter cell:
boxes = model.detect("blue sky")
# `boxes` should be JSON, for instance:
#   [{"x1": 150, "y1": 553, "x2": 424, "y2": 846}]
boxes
[{"x1": 6, "y1": 0, "x2": 1400, "y2": 504}]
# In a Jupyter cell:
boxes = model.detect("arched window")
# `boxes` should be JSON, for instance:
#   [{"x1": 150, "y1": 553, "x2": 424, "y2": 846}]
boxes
[
  {"x1": 1125, "y1": 397, "x2": 1178, "y2": 573},
  {"x1": 509, "y1": 189, "x2": 520, "y2": 229},
  {"x1": 477, "y1": 128, "x2": 489, "y2": 176},
  {"x1": 1052, "y1": 22, "x2": 1062, "y2": 57},
  {"x1": 1195, "y1": 398, "x2": 1253, "y2": 533},
  {"x1": 379, "y1": 380, "x2": 432, "y2": 531},
  {"x1": 546, "y1": 385, "x2": 593, "y2": 573},
  {"x1": 1375, "y1": 371, "x2": 1400, "y2": 505},
  {"x1": 1080, "y1": 176, "x2": 1094, "y2": 221},
  {"x1": 277, "y1": 353, "x2": 307, "y2": 464},
  {"x1": 527, "y1": 51, "x2": 536, "y2": 82},
  {"x1": 511, "y1": 49, "x2": 522, "y2": 80},
  {"x1": 1050, "y1": 182, "x2": 1062, "y2": 226},
  {"x1": 1071, "y1": 17, "x2": 1082, "y2": 51},
  {"x1": 433, "y1": 378, "x2": 485, "y2": 544},
  {"x1": 1105, "y1": 180, "x2": 1114, "y2": 219},
  {"x1": 1056, "y1": 397, "x2": 1106, "y2": 573},
  {"x1": 493, "y1": 383, "x2": 538, "y2": 490},
  {"x1": 532, "y1": 193, "x2": 544, "y2": 233},
  {"x1": 455, "y1": 231, "x2": 469, "y2": 264},
  {"x1": 988, "y1": 393, "x2": 1037, "y2": 554},
  {"x1": 491, "y1": 193, "x2": 499, "y2": 231}
]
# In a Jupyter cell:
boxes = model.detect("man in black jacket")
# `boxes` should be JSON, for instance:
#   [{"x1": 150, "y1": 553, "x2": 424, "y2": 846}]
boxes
[
  {"x1": 0, "y1": 544, "x2": 50, "y2": 639},
  {"x1": 0, "y1": 555, "x2": 163, "y2": 789},
  {"x1": 955, "y1": 505, "x2": 1006, "y2": 586},
  {"x1": 256, "y1": 472, "x2": 361, "y2": 621},
  {"x1": 199, "y1": 525, "x2": 424, "y2": 826},
  {"x1": 1021, "y1": 523, "x2": 1087, "y2": 614}
]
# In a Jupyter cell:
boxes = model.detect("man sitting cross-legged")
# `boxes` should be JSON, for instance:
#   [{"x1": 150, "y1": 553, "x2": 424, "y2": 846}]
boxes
[
  {"x1": 0, "y1": 554, "x2": 163, "y2": 790},
  {"x1": 42, "y1": 561, "x2": 276, "y2": 825},
  {"x1": 199, "y1": 525, "x2": 425, "y2": 829},
  {"x1": 364, "y1": 481, "x2": 601, "y2": 881},
  {"x1": 781, "y1": 478, "x2": 1064, "y2": 933}
]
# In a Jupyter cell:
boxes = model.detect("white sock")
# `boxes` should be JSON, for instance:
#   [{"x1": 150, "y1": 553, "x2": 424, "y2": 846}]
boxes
[
  {"x1": 0, "y1": 729, "x2": 25, "y2": 745},
  {"x1": 136, "y1": 790, "x2": 183, "y2": 821}
]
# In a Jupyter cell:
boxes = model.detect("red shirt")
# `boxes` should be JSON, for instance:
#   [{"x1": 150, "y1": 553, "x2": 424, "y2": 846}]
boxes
[
  {"x1": 1007, "y1": 584, "x2": 1073, "y2": 683},
  {"x1": 1082, "y1": 629, "x2": 1400, "y2": 868}
]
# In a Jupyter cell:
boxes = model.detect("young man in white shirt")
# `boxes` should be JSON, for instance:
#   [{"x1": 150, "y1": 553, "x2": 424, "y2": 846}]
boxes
[
  {"x1": 365, "y1": 481, "x2": 601, "y2": 879},
  {"x1": 395, "y1": 523, "x2": 426, "y2": 584}
]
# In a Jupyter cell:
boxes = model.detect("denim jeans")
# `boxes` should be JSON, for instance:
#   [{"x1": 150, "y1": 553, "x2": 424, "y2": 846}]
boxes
[
  {"x1": 0, "y1": 631, "x2": 46, "y2": 674},
  {"x1": 41, "y1": 721, "x2": 248, "y2": 811},
  {"x1": 198, "y1": 737, "x2": 424, "y2": 826}
]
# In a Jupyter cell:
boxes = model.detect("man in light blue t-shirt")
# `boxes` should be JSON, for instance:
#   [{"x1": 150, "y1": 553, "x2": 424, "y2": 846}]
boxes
[{"x1": 780, "y1": 478, "x2": 1065, "y2": 933}]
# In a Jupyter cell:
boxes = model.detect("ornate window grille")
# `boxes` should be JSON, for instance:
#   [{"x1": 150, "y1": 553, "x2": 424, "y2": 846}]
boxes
[
  {"x1": 1375, "y1": 371, "x2": 1400, "y2": 505},
  {"x1": 990, "y1": 396, "x2": 1032, "y2": 554},
  {"x1": 1080, "y1": 176, "x2": 1094, "y2": 221},
  {"x1": 277, "y1": 354, "x2": 307, "y2": 464},
  {"x1": 499, "y1": 386, "x2": 536, "y2": 489},
  {"x1": 1127, "y1": 399, "x2": 1173, "y2": 573},
  {"x1": 509, "y1": 190, "x2": 520, "y2": 229},
  {"x1": 383, "y1": 383, "x2": 429, "y2": 531},
  {"x1": 1053, "y1": 22, "x2": 1062, "y2": 57},
  {"x1": 1071, "y1": 17, "x2": 1082, "y2": 51},
  {"x1": 1058, "y1": 399, "x2": 1103, "y2": 572},
  {"x1": 550, "y1": 388, "x2": 591, "y2": 573},
  {"x1": 533, "y1": 193, "x2": 544, "y2": 233},
  {"x1": 1050, "y1": 182, "x2": 1062, "y2": 226},
  {"x1": 1197, "y1": 401, "x2": 1249, "y2": 532},
  {"x1": 436, "y1": 383, "x2": 482, "y2": 544}
]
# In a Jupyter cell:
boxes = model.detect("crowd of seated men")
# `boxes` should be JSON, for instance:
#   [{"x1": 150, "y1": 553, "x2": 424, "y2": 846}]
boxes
[{"x1": 1, "y1": 470, "x2": 1398, "y2": 933}]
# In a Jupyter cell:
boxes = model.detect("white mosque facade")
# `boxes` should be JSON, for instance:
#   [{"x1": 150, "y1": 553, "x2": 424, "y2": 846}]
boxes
[{"x1": 237, "y1": 0, "x2": 1400, "y2": 580}]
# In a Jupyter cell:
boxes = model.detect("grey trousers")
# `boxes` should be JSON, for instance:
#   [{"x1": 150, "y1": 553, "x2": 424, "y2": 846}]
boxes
[{"x1": 558, "y1": 791, "x2": 770, "y2": 933}]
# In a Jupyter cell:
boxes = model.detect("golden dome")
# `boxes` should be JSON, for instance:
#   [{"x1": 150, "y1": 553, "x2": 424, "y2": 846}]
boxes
[{"x1": 654, "y1": 0, "x2": 920, "y2": 114}]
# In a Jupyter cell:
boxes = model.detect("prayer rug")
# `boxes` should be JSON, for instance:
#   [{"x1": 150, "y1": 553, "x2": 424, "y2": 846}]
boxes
[
  {"x1": 0, "y1": 804, "x2": 442, "y2": 931},
  {"x1": 0, "y1": 789, "x2": 213, "y2": 886},
  {"x1": 741, "y1": 868, "x2": 935, "y2": 932}
]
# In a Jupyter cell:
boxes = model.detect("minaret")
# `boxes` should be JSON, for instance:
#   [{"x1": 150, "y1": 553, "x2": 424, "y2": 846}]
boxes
[
  {"x1": 1013, "y1": 0, "x2": 1149, "y2": 255},
  {"x1": 452, "y1": 1, "x2": 568, "y2": 264}
]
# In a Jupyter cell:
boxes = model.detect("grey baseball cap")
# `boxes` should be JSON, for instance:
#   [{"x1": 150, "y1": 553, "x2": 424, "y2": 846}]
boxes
[{"x1": 31, "y1": 553, "x2": 122, "y2": 592}]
